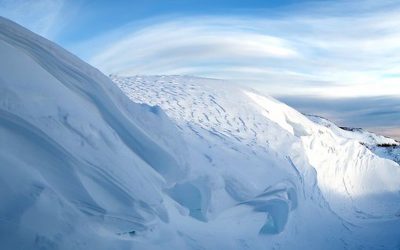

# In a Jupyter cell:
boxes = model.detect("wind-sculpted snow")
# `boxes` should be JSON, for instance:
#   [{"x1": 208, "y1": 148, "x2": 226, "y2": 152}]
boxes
[
  {"x1": 114, "y1": 74, "x2": 400, "y2": 249},
  {"x1": 1, "y1": 16, "x2": 400, "y2": 249},
  {"x1": 0, "y1": 17, "x2": 187, "y2": 249}
]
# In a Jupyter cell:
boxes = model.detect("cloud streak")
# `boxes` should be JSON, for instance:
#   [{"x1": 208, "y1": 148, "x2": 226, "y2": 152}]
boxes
[
  {"x1": 90, "y1": 20, "x2": 298, "y2": 75},
  {"x1": 85, "y1": 1, "x2": 400, "y2": 97}
]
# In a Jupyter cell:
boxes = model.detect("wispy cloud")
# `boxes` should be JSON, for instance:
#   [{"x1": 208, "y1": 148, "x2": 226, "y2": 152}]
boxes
[
  {"x1": 0, "y1": 0, "x2": 69, "y2": 39},
  {"x1": 89, "y1": 19, "x2": 298, "y2": 75},
  {"x1": 85, "y1": 0, "x2": 400, "y2": 97}
]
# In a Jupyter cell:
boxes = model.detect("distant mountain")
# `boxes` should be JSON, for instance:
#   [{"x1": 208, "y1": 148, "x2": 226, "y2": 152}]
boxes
[{"x1": 0, "y1": 16, "x2": 399, "y2": 249}]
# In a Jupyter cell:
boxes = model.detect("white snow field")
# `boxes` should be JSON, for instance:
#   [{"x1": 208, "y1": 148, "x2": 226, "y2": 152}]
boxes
[{"x1": 0, "y1": 16, "x2": 399, "y2": 249}]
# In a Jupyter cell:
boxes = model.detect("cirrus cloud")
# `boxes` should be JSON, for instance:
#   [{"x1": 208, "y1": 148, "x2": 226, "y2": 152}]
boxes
[
  {"x1": 85, "y1": 1, "x2": 400, "y2": 97},
  {"x1": 90, "y1": 19, "x2": 299, "y2": 76}
]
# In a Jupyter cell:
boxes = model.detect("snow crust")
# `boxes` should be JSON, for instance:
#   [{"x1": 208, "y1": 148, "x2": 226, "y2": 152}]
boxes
[{"x1": 1, "y1": 17, "x2": 400, "y2": 249}]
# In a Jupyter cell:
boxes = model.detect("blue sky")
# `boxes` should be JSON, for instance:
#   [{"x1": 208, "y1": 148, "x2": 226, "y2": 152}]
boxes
[
  {"x1": 1, "y1": 0, "x2": 304, "y2": 45},
  {"x1": 1, "y1": 0, "x2": 399, "y2": 138}
]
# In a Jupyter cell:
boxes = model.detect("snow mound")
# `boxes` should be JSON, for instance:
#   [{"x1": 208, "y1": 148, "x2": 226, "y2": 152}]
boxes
[{"x1": 113, "y1": 74, "x2": 400, "y2": 249}]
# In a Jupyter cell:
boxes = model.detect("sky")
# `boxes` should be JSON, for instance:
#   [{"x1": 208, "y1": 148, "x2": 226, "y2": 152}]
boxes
[{"x1": 0, "y1": 0, "x2": 399, "y2": 138}]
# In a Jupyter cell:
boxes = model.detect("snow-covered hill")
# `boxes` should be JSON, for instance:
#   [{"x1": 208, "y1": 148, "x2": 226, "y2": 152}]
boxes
[{"x1": 1, "y1": 16, "x2": 400, "y2": 250}]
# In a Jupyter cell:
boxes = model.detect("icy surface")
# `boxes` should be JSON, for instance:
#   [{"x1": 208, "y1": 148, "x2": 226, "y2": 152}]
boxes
[{"x1": 1, "y1": 16, "x2": 400, "y2": 249}]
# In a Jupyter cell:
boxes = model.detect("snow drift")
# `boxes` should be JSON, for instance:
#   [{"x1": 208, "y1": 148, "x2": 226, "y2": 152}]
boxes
[
  {"x1": 0, "y1": 17, "x2": 400, "y2": 249},
  {"x1": 113, "y1": 75, "x2": 400, "y2": 249},
  {"x1": 0, "y1": 17, "x2": 187, "y2": 249}
]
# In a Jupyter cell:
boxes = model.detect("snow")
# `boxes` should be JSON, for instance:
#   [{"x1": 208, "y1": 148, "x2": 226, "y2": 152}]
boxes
[
  {"x1": 307, "y1": 114, "x2": 398, "y2": 146},
  {"x1": 1, "y1": 16, "x2": 400, "y2": 249},
  {"x1": 0, "y1": 17, "x2": 186, "y2": 249},
  {"x1": 113, "y1": 75, "x2": 400, "y2": 249},
  {"x1": 308, "y1": 114, "x2": 400, "y2": 164}
]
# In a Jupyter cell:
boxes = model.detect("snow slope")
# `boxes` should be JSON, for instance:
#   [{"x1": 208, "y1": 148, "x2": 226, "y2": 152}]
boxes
[
  {"x1": 1, "y1": 16, "x2": 400, "y2": 250},
  {"x1": 0, "y1": 17, "x2": 188, "y2": 249},
  {"x1": 307, "y1": 114, "x2": 399, "y2": 146},
  {"x1": 113, "y1": 75, "x2": 400, "y2": 249}
]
